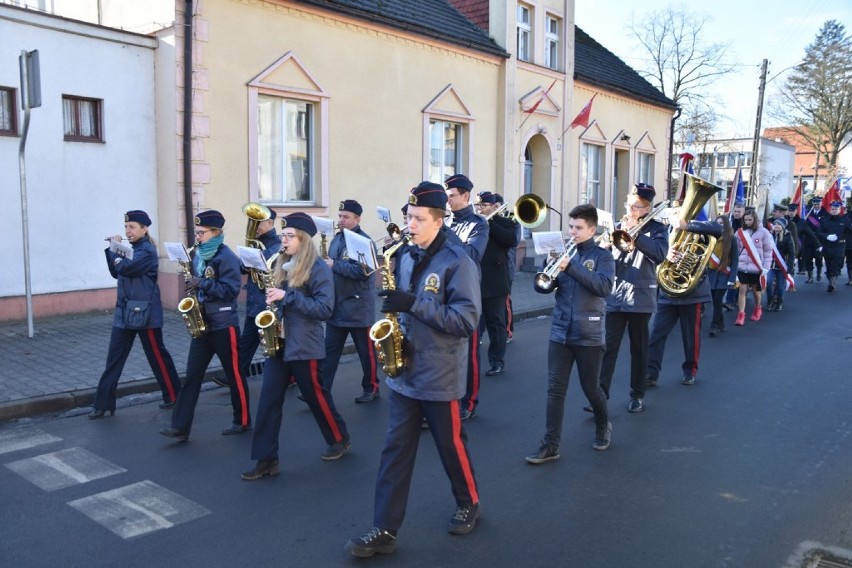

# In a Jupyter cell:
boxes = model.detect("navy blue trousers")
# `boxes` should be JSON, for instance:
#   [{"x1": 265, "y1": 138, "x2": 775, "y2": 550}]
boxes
[
  {"x1": 647, "y1": 303, "x2": 703, "y2": 379},
  {"x1": 94, "y1": 326, "x2": 181, "y2": 411},
  {"x1": 170, "y1": 326, "x2": 251, "y2": 433},
  {"x1": 237, "y1": 315, "x2": 261, "y2": 379},
  {"x1": 598, "y1": 311, "x2": 652, "y2": 400},
  {"x1": 321, "y1": 324, "x2": 378, "y2": 393},
  {"x1": 460, "y1": 331, "x2": 480, "y2": 413},
  {"x1": 251, "y1": 354, "x2": 348, "y2": 461},
  {"x1": 373, "y1": 390, "x2": 479, "y2": 531}
]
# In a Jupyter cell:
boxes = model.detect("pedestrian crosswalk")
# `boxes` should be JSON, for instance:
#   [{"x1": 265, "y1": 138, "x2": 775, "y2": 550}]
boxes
[{"x1": 1, "y1": 425, "x2": 209, "y2": 539}]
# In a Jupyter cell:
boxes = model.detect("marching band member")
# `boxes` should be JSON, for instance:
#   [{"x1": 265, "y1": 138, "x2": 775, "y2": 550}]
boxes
[
  {"x1": 445, "y1": 173, "x2": 488, "y2": 421},
  {"x1": 707, "y1": 215, "x2": 739, "y2": 335},
  {"x1": 242, "y1": 213, "x2": 350, "y2": 480},
  {"x1": 526, "y1": 204, "x2": 615, "y2": 464},
  {"x1": 818, "y1": 200, "x2": 852, "y2": 292},
  {"x1": 160, "y1": 210, "x2": 251, "y2": 441},
  {"x1": 596, "y1": 184, "x2": 668, "y2": 414},
  {"x1": 90, "y1": 210, "x2": 181, "y2": 418},
  {"x1": 802, "y1": 197, "x2": 825, "y2": 283},
  {"x1": 320, "y1": 200, "x2": 380, "y2": 403},
  {"x1": 347, "y1": 182, "x2": 482, "y2": 556}
]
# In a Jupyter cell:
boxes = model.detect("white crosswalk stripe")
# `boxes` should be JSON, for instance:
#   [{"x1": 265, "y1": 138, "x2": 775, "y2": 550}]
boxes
[
  {"x1": 0, "y1": 428, "x2": 62, "y2": 455},
  {"x1": 5, "y1": 447, "x2": 126, "y2": 491}
]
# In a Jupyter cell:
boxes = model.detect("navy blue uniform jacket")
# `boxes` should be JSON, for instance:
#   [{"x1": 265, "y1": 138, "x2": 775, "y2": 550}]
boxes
[
  {"x1": 105, "y1": 236, "x2": 164, "y2": 329},
  {"x1": 194, "y1": 244, "x2": 242, "y2": 330},
  {"x1": 277, "y1": 258, "x2": 335, "y2": 361},
  {"x1": 328, "y1": 226, "x2": 376, "y2": 328},
  {"x1": 606, "y1": 219, "x2": 668, "y2": 313}
]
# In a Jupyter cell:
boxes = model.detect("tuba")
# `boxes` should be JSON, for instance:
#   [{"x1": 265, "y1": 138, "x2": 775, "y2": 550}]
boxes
[
  {"x1": 177, "y1": 244, "x2": 208, "y2": 338},
  {"x1": 656, "y1": 173, "x2": 721, "y2": 298},
  {"x1": 369, "y1": 237, "x2": 410, "y2": 378},
  {"x1": 253, "y1": 252, "x2": 283, "y2": 358},
  {"x1": 244, "y1": 202, "x2": 273, "y2": 288}
]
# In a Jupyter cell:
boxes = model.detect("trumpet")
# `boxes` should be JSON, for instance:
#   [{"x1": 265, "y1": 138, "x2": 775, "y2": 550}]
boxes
[
  {"x1": 611, "y1": 200, "x2": 670, "y2": 253},
  {"x1": 533, "y1": 238, "x2": 576, "y2": 294}
]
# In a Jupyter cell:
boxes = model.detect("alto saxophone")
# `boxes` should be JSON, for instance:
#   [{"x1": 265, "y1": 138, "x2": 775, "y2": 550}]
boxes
[
  {"x1": 369, "y1": 237, "x2": 410, "y2": 378},
  {"x1": 177, "y1": 244, "x2": 208, "y2": 338},
  {"x1": 254, "y1": 252, "x2": 283, "y2": 358}
]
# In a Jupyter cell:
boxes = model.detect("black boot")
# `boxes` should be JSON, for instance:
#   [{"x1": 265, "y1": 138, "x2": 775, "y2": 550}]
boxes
[
  {"x1": 806, "y1": 271, "x2": 814, "y2": 284},
  {"x1": 817, "y1": 272, "x2": 822, "y2": 282},
  {"x1": 828, "y1": 276, "x2": 836, "y2": 292},
  {"x1": 775, "y1": 298, "x2": 783, "y2": 312}
]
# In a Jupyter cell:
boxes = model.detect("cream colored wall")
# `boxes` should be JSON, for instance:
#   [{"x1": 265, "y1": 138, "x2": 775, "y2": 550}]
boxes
[{"x1": 196, "y1": 0, "x2": 502, "y2": 242}]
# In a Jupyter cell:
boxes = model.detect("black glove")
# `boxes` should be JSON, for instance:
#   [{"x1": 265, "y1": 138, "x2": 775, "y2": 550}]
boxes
[
  {"x1": 185, "y1": 277, "x2": 202, "y2": 293},
  {"x1": 378, "y1": 289, "x2": 416, "y2": 313}
]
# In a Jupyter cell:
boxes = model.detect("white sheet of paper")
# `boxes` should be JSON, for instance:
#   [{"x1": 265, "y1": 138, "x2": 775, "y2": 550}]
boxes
[
  {"x1": 163, "y1": 242, "x2": 190, "y2": 262},
  {"x1": 343, "y1": 228, "x2": 377, "y2": 270},
  {"x1": 376, "y1": 207, "x2": 391, "y2": 223},
  {"x1": 532, "y1": 231, "x2": 567, "y2": 256},
  {"x1": 109, "y1": 239, "x2": 134, "y2": 260},
  {"x1": 596, "y1": 208, "x2": 614, "y2": 233},
  {"x1": 238, "y1": 246, "x2": 269, "y2": 271},
  {"x1": 311, "y1": 216, "x2": 335, "y2": 236}
]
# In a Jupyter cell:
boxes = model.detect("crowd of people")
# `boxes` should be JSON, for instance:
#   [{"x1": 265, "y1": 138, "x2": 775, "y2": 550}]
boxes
[{"x1": 89, "y1": 179, "x2": 851, "y2": 558}]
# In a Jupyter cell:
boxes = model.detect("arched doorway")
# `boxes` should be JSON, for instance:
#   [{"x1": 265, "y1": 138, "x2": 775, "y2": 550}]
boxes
[{"x1": 519, "y1": 133, "x2": 553, "y2": 271}]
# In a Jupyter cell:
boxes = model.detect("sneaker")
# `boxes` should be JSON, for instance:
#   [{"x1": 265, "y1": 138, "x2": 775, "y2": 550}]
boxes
[
  {"x1": 321, "y1": 437, "x2": 350, "y2": 461},
  {"x1": 241, "y1": 459, "x2": 280, "y2": 481},
  {"x1": 735, "y1": 312, "x2": 745, "y2": 326},
  {"x1": 159, "y1": 427, "x2": 189, "y2": 442},
  {"x1": 592, "y1": 421, "x2": 612, "y2": 451},
  {"x1": 346, "y1": 527, "x2": 397, "y2": 557},
  {"x1": 750, "y1": 306, "x2": 762, "y2": 321},
  {"x1": 448, "y1": 503, "x2": 480, "y2": 535},
  {"x1": 460, "y1": 408, "x2": 475, "y2": 422},
  {"x1": 708, "y1": 326, "x2": 717, "y2": 337},
  {"x1": 628, "y1": 398, "x2": 644, "y2": 413},
  {"x1": 525, "y1": 443, "x2": 560, "y2": 464},
  {"x1": 355, "y1": 390, "x2": 379, "y2": 404},
  {"x1": 222, "y1": 423, "x2": 252, "y2": 436},
  {"x1": 681, "y1": 375, "x2": 695, "y2": 386}
]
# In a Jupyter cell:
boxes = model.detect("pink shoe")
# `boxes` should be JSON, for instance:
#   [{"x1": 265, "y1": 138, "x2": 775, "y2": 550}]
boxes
[
  {"x1": 750, "y1": 306, "x2": 763, "y2": 321},
  {"x1": 735, "y1": 312, "x2": 745, "y2": 326}
]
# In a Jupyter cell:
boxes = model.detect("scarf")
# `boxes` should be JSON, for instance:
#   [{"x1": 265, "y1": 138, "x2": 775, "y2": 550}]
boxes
[{"x1": 194, "y1": 233, "x2": 224, "y2": 276}]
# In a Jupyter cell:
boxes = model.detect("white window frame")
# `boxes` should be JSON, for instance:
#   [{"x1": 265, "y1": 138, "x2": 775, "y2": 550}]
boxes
[
  {"x1": 517, "y1": 4, "x2": 531, "y2": 62},
  {"x1": 637, "y1": 152, "x2": 654, "y2": 184},
  {"x1": 581, "y1": 142, "x2": 604, "y2": 206},
  {"x1": 545, "y1": 15, "x2": 560, "y2": 70},
  {"x1": 428, "y1": 119, "x2": 465, "y2": 183},
  {"x1": 256, "y1": 94, "x2": 315, "y2": 205}
]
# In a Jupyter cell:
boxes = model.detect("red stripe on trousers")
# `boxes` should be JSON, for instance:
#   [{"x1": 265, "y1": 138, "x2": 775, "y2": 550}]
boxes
[
  {"x1": 365, "y1": 329, "x2": 378, "y2": 392},
  {"x1": 691, "y1": 304, "x2": 701, "y2": 376},
  {"x1": 228, "y1": 327, "x2": 250, "y2": 426},
  {"x1": 146, "y1": 328, "x2": 176, "y2": 401},
  {"x1": 449, "y1": 400, "x2": 479, "y2": 504},
  {"x1": 309, "y1": 359, "x2": 343, "y2": 442},
  {"x1": 505, "y1": 295, "x2": 513, "y2": 338}
]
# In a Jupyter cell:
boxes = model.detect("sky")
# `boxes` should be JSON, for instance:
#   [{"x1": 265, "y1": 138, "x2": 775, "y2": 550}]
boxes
[{"x1": 575, "y1": 0, "x2": 852, "y2": 139}]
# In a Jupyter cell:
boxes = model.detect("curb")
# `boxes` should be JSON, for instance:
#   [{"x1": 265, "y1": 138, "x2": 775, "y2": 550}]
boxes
[{"x1": 0, "y1": 308, "x2": 553, "y2": 423}]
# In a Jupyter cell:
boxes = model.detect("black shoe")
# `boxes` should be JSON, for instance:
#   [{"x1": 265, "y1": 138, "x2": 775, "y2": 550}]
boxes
[
  {"x1": 592, "y1": 421, "x2": 612, "y2": 451},
  {"x1": 88, "y1": 408, "x2": 115, "y2": 420},
  {"x1": 846, "y1": 279, "x2": 852, "y2": 286},
  {"x1": 322, "y1": 437, "x2": 350, "y2": 461},
  {"x1": 241, "y1": 459, "x2": 280, "y2": 481},
  {"x1": 709, "y1": 327, "x2": 717, "y2": 337},
  {"x1": 628, "y1": 398, "x2": 644, "y2": 413},
  {"x1": 158, "y1": 401, "x2": 175, "y2": 410},
  {"x1": 806, "y1": 276, "x2": 814, "y2": 284},
  {"x1": 222, "y1": 423, "x2": 252, "y2": 436},
  {"x1": 817, "y1": 274, "x2": 822, "y2": 281},
  {"x1": 681, "y1": 375, "x2": 695, "y2": 386},
  {"x1": 828, "y1": 284, "x2": 835, "y2": 293},
  {"x1": 485, "y1": 363, "x2": 504, "y2": 376},
  {"x1": 448, "y1": 503, "x2": 480, "y2": 535},
  {"x1": 460, "y1": 408, "x2": 475, "y2": 422},
  {"x1": 159, "y1": 427, "x2": 188, "y2": 441},
  {"x1": 210, "y1": 375, "x2": 229, "y2": 388},
  {"x1": 645, "y1": 376, "x2": 658, "y2": 387},
  {"x1": 354, "y1": 390, "x2": 379, "y2": 403},
  {"x1": 722, "y1": 303, "x2": 735, "y2": 312},
  {"x1": 525, "y1": 443, "x2": 560, "y2": 464},
  {"x1": 346, "y1": 527, "x2": 397, "y2": 557}
]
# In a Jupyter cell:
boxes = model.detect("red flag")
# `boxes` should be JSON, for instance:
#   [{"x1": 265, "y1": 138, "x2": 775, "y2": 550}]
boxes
[
  {"x1": 790, "y1": 176, "x2": 803, "y2": 215},
  {"x1": 569, "y1": 93, "x2": 597, "y2": 129},
  {"x1": 822, "y1": 179, "x2": 845, "y2": 214},
  {"x1": 525, "y1": 79, "x2": 558, "y2": 115},
  {"x1": 723, "y1": 164, "x2": 743, "y2": 215}
]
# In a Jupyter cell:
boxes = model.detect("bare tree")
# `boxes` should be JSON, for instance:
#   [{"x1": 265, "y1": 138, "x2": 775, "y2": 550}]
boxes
[{"x1": 770, "y1": 20, "x2": 852, "y2": 172}]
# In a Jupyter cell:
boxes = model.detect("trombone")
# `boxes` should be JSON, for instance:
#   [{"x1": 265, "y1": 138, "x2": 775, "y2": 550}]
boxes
[{"x1": 611, "y1": 200, "x2": 670, "y2": 253}]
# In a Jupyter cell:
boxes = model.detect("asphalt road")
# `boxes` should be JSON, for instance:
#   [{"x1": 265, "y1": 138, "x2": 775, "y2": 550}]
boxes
[{"x1": 1, "y1": 282, "x2": 851, "y2": 567}]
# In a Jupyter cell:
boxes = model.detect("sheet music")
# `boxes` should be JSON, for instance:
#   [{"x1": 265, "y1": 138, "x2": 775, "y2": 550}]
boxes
[
  {"x1": 109, "y1": 239, "x2": 134, "y2": 260},
  {"x1": 343, "y1": 228, "x2": 377, "y2": 270},
  {"x1": 163, "y1": 242, "x2": 190, "y2": 262},
  {"x1": 376, "y1": 207, "x2": 391, "y2": 223},
  {"x1": 238, "y1": 246, "x2": 269, "y2": 272},
  {"x1": 532, "y1": 231, "x2": 566, "y2": 256},
  {"x1": 311, "y1": 216, "x2": 335, "y2": 236}
]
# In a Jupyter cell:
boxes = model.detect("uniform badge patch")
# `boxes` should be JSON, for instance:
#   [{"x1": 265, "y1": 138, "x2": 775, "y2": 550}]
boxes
[
  {"x1": 204, "y1": 266, "x2": 216, "y2": 279},
  {"x1": 583, "y1": 259, "x2": 595, "y2": 272},
  {"x1": 424, "y1": 273, "x2": 440, "y2": 293}
]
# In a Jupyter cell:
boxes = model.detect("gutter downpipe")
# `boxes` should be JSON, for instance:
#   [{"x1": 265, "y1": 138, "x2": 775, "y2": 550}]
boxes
[{"x1": 182, "y1": 0, "x2": 195, "y2": 246}]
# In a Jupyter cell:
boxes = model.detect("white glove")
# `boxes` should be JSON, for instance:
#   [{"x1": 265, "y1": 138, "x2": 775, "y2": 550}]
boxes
[
  {"x1": 827, "y1": 234, "x2": 838, "y2": 242},
  {"x1": 818, "y1": 246, "x2": 823, "y2": 252}
]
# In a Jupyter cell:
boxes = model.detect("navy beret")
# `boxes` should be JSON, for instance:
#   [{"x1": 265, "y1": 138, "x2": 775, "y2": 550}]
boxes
[
  {"x1": 811, "y1": 197, "x2": 823, "y2": 205},
  {"x1": 401, "y1": 203, "x2": 409, "y2": 216},
  {"x1": 772, "y1": 203, "x2": 788, "y2": 212},
  {"x1": 268, "y1": 208, "x2": 277, "y2": 220},
  {"x1": 195, "y1": 210, "x2": 225, "y2": 228},
  {"x1": 830, "y1": 200, "x2": 843, "y2": 207},
  {"x1": 631, "y1": 183, "x2": 656, "y2": 203},
  {"x1": 477, "y1": 191, "x2": 497, "y2": 204},
  {"x1": 409, "y1": 181, "x2": 448, "y2": 210},
  {"x1": 445, "y1": 174, "x2": 473, "y2": 192},
  {"x1": 338, "y1": 199, "x2": 363, "y2": 216},
  {"x1": 281, "y1": 212, "x2": 317, "y2": 237},
  {"x1": 125, "y1": 210, "x2": 152, "y2": 226},
  {"x1": 494, "y1": 193, "x2": 505, "y2": 204}
]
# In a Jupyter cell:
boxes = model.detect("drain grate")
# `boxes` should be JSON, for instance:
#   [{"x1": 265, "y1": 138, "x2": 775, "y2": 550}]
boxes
[{"x1": 805, "y1": 550, "x2": 852, "y2": 568}]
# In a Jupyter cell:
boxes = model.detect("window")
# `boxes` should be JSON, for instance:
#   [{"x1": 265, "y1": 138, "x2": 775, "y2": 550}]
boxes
[
  {"x1": 62, "y1": 95, "x2": 103, "y2": 141},
  {"x1": 0, "y1": 87, "x2": 17, "y2": 136},
  {"x1": 581, "y1": 143, "x2": 603, "y2": 206},
  {"x1": 257, "y1": 94, "x2": 313, "y2": 203},
  {"x1": 429, "y1": 120, "x2": 464, "y2": 182},
  {"x1": 545, "y1": 16, "x2": 560, "y2": 70},
  {"x1": 517, "y1": 4, "x2": 531, "y2": 62},
  {"x1": 637, "y1": 153, "x2": 654, "y2": 184}
]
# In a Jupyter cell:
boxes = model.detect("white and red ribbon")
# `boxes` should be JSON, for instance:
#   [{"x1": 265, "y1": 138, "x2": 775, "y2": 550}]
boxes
[{"x1": 736, "y1": 228, "x2": 768, "y2": 289}]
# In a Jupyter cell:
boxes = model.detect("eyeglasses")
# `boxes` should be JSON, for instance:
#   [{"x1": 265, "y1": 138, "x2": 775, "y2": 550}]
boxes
[
  {"x1": 281, "y1": 233, "x2": 298, "y2": 240},
  {"x1": 195, "y1": 229, "x2": 213, "y2": 236},
  {"x1": 628, "y1": 202, "x2": 649, "y2": 210}
]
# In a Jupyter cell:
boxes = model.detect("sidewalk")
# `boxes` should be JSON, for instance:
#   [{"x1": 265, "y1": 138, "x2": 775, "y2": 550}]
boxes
[{"x1": 0, "y1": 271, "x2": 554, "y2": 422}]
